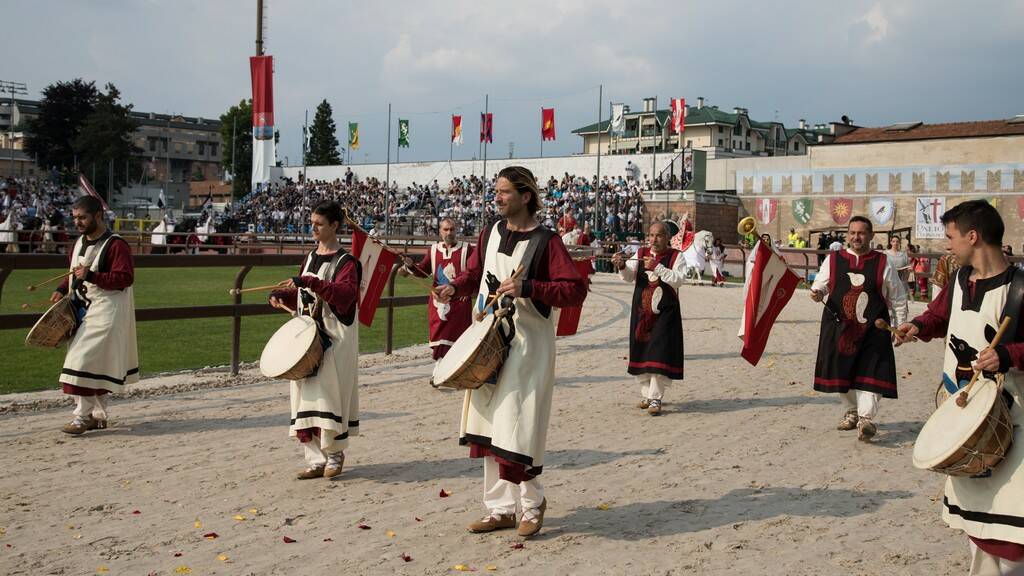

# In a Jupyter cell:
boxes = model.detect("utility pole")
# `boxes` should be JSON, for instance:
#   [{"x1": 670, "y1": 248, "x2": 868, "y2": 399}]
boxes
[{"x1": 0, "y1": 80, "x2": 28, "y2": 177}]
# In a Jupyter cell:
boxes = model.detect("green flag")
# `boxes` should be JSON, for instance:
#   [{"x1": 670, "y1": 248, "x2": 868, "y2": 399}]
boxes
[
  {"x1": 348, "y1": 122, "x2": 359, "y2": 150},
  {"x1": 398, "y1": 119, "x2": 410, "y2": 148},
  {"x1": 791, "y1": 198, "x2": 813, "y2": 225}
]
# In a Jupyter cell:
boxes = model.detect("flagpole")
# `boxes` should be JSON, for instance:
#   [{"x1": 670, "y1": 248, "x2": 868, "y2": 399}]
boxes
[
  {"x1": 539, "y1": 107, "x2": 544, "y2": 159},
  {"x1": 449, "y1": 118, "x2": 453, "y2": 164},
  {"x1": 480, "y1": 94, "x2": 488, "y2": 233},
  {"x1": 594, "y1": 84, "x2": 603, "y2": 233},
  {"x1": 302, "y1": 109, "x2": 308, "y2": 183},
  {"x1": 385, "y1": 102, "x2": 392, "y2": 236}
]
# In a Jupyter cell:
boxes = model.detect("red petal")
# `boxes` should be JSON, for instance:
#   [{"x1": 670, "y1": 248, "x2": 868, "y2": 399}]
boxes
[
  {"x1": 438, "y1": 489, "x2": 450, "y2": 498},
  {"x1": 414, "y1": 517, "x2": 422, "y2": 522},
  {"x1": 358, "y1": 524, "x2": 371, "y2": 530},
  {"x1": 132, "y1": 510, "x2": 141, "y2": 515},
  {"x1": 283, "y1": 536, "x2": 296, "y2": 543},
  {"x1": 202, "y1": 532, "x2": 219, "y2": 539},
  {"x1": 323, "y1": 538, "x2": 334, "y2": 542},
  {"x1": 401, "y1": 553, "x2": 413, "y2": 562},
  {"x1": 173, "y1": 552, "x2": 183, "y2": 557},
  {"x1": 511, "y1": 542, "x2": 524, "y2": 549}
]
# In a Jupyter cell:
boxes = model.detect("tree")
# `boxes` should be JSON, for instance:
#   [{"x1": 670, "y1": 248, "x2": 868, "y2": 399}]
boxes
[
  {"x1": 74, "y1": 84, "x2": 140, "y2": 198},
  {"x1": 306, "y1": 99, "x2": 341, "y2": 166},
  {"x1": 219, "y1": 99, "x2": 253, "y2": 198},
  {"x1": 24, "y1": 79, "x2": 99, "y2": 171}
]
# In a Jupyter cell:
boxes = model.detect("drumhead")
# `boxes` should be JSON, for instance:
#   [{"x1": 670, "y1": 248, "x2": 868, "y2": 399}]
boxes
[
  {"x1": 25, "y1": 298, "x2": 71, "y2": 347},
  {"x1": 912, "y1": 379, "x2": 999, "y2": 470},
  {"x1": 260, "y1": 316, "x2": 319, "y2": 378},
  {"x1": 432, "y1": 318, "x2": 493, "y2": 384}
]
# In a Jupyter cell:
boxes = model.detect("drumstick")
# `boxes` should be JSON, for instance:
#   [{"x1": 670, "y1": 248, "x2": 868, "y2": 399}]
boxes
[
  {"x1": 956, "y1": 316, "x2": 1011, "y2": 408},
  {"x1": 21, "y1": 299, "x2": 55, "y2": 310},
  {"x1": 474, "y1": 265, "x2": 525, "y2": 322},
  {"x1": 27, "y1": 270, "x2": 73, "y2": 292},
  {"x1": 874, "y1": 319, "x2": 905, "y2": 338},
  {"x1": 228, "y1": 282, "x2": 289, "y2": 296}
]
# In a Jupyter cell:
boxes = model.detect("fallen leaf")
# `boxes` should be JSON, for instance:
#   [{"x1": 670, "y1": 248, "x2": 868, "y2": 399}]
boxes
[
  {"x1": 174, "y1": 567, "x2": 192, "y2": 574},
  {"x1": 439, "y1": 489, "x2": 451, "y2": 498},
  {"x1": 173, "y1": 552, "x2": 183, "y2": 557},
  {"x1": 596, "y1": 503, "x2": 610, "y2": 511},
  {"x1": 385, "y1": 530, "x2": 396, "y2": 538},
  {"x1": 203, "y1": 532, "x2": 219, "y2": 540},
  {"x1": 511, "y1": 543, "x2": 524, "y2": 550},
  {"x1": 323, "y1": 538, "x2": 334, "y2": 542},
  {"x1": 358, "y1": 524, "x2": 371, "y2": 530},
  {"x1": 217, "y1": 554, "x2": 229, "y2": 562},
  {"x1": 96, "y1": 567, "x2": 110, "y2": 574},
  {"x1": 233, "y1": 514, "x2": 246, "y2": 521},
  {"x1": 401, "y1": 553, "x2": 412, "y2": 562},
  {"x1": 283, "y1": 536, "x2": 297, "y2": 543},
  {"x1": 193, "y1": 521, "x2": 202, "y2": 529}
]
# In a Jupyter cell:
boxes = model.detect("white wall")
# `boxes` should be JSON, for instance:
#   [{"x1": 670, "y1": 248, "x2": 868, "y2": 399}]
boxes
[{"x1": 277, "y1": 152, "x2": 681, "y2": 188}]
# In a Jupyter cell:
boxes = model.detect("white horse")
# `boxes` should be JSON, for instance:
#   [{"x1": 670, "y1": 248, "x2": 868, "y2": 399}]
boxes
[{"x1": 681, "y1": 230, "x2": 714, "y2": 285}]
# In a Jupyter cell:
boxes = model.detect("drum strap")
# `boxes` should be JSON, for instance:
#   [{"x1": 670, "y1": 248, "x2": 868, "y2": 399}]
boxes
[{"x1": 999, "y1": 266, "x2": 1024, "y2": 343}]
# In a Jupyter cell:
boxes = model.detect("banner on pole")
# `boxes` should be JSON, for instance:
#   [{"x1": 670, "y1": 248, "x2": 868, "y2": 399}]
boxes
[
  {"x1": 541, "y1": 108, "x2": 556, "y2": 141},
  {"x1": 249, "y1": 55, "x2": 275, "y2": 187},
  {"x1": 480, "y1": 113, "x2": 493, "y2": 143},
  {"x1": 348, "y1": 122, "x2": 360, "y2": 150},
  {"x1": 451, "y1": 115, "x2": 463, "y2": 145},
  {"x1": 398, "y1": 119, "x2": 410, "y2": 148}
]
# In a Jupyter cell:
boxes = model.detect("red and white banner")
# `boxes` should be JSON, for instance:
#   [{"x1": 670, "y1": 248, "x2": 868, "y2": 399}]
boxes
[
  {"x1": 451, "y1": 115, "x2": 463, "y2": 145},
  {"x1": 249, "y1": 55, "x2": 275, "y2": 187},
  {"x1": 738, "y1": 241, "x2": 800, "y2": 366},
  {"x1": 671, "y1": 98, "x2": 686, "y2": 133},
  {"x1": 480, "y1": 112, "x2": 493, "y2": 143},
  {"x1": 555, "y1": 259, "x2": 593, "y2": 336},
  {"x1": 77, "y1": 173, "x2": 109, "y2": 212},
  {"x1": 351, "y1": 227, "x2": 399, "y2": 327}
]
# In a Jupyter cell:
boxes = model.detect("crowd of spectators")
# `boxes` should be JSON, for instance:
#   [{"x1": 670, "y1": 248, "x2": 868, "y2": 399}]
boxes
[{"x1": 0, "y1": 177, "x2": 79, "y2": 253}]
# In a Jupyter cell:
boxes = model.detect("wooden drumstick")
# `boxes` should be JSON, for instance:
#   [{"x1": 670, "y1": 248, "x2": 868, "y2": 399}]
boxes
[
  {"x1": 27, "y1": 270, "x2": 73, "y2": 292},
  {"x1": 474, "y1": 265, "x2": 524, "y2": 322},
  {"x1": 956, "y1": 316, "x2": 1011, "y2": 408},
  {"x1": 21, "y1": 299, "x2": 54, "y2": 310},
  {"x1": 228, "y1": 281, "x2": 289, "y2": 296},
  {"x1": 874, "y1": 319, "x2": 904, "y2": 338}
]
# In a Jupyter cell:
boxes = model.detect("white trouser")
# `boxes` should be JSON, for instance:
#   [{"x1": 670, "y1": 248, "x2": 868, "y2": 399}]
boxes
[
  {"x1": 637, "y1": 374, "x2": 670, "y2": 401},
  {"x1": 302, "y1": 436, "x2": 344, "y2": 467},
  {"x1": 969, "y1": 541, "x2": 1024, "y2": 576},
  {"x1": 72, "y1": 395, "x2": 109, "y2": 421},
  {"x1": 842, "y1": 390, "x2": 880, "y2": 420},
  {"x1": 482, "y1": 456, "x2": 544, "y2": 516}
]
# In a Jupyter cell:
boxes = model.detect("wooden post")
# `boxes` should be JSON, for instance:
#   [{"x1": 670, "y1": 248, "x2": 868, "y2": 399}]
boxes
[
  {"x1": 384, "y1": 264, "x2": 398, "y2": 355},
  {"x1": 231, "y1": 265, "x2": 254, "y2": 375}
]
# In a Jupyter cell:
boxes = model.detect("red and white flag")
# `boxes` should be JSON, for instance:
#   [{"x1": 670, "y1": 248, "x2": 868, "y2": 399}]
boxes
[
  {"x1": 738, "y1": 240, "x2": 799, "y2": 366},
  {"x1": 77, "y1": 173, "x2": 110, "y2": 212},
  {"x1": 350, "y1": 226, "x2": 399, "y2": 327},
  {"x1": 671, "y1": 98, "x2": 686, "y2": 134},
  {"x1": 451, "y1": 115, "x2": 463, "y2": 145}
]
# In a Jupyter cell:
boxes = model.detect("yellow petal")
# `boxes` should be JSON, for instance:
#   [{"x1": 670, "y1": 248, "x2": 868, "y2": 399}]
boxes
[
  {"x1": 233, "y1": 515, "x2": 246, "y2": 521},
  {"x1": 248, "y1": 508, "x2": 258, "y2": 514},
  {"x1": 385, "y1": 530, "x2": 396, "y2": 538},
  {"x1": 453, "y1": 565, "x2": 470, "y2": 571},
  {"x1": 217, "y1": 554, "x2": 229, "y2": 562},
  {"x1": 193, "y1": 521, "x2": 202, "y2": 529},
  {"x1": 174, "y1": 567, "x2": 192, "y2": 574},
  {"x1": 596, "y1": 503, "x2": 610, "y2": 510},
  {"x1": 73, "y1": 534, "x2": 82, "y2": 540},
  {"x1": 765, "y1": 361, "x2": 775, "y2": 368},
  {"x1": 96, "y1": 568, "x2": 110, "y2": 574},
  {"x1": 486, "y1": 565, "x2": 498, "y2": 571}
]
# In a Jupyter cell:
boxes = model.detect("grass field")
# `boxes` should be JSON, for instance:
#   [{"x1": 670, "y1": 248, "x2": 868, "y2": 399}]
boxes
[{"x1": 0, "y1": 267, "x2": 431, "y2": 394}]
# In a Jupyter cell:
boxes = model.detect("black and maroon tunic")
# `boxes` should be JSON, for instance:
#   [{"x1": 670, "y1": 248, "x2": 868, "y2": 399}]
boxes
[
  {"x1": 813, "y1": 250, "x2": 897, "y2": 398},
  {"x1": 627, "y1": 247, "x2": 685, "y2": 380}
]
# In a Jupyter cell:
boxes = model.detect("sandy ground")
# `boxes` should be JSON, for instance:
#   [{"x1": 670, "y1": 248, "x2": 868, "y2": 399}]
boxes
[{"x1": 0, "y1": 273, "x2": 972, "y2": 576}]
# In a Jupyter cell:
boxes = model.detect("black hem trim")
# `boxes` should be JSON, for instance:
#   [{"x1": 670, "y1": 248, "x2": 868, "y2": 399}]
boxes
[
  {"x1": 460, "y1": 432, "x2": 535, "y2": 467},
  {"x1": 627, "y1": 367, "x2": 684, "y2": 380},
  {"x1": 61, "y1": 367, "x2": 138, "y2": 385},
  {"x1": 290, "y1": 410, "x2": 345, "y2": 424},
  {"x1": 944, "y1": 496, "x2": 1024, "y2": 529}
]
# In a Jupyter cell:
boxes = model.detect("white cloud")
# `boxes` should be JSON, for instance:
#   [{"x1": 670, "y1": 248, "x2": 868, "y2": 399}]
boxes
[{"x1": 858, "y1": 3, "x2": 890, "y2": 44}]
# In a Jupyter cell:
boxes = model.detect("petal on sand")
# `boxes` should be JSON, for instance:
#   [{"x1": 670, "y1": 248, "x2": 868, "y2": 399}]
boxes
[{"x1": 283, "y1": 536, "x2": 297, "y2": 543}]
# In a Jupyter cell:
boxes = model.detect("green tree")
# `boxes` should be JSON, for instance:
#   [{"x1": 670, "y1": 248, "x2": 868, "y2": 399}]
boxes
[
  {"x1": 24, "y1": 79, "x2": 99, "y2": 171},
  {"x1": 73, "y1": 83, "x2": 141, "y2": 197},
  {"x1": 306, "y1": 99, "x2": 341, "y2": 166},
  {"x1": 219, "y1": 99, "x2": 253, "y2": 198}
]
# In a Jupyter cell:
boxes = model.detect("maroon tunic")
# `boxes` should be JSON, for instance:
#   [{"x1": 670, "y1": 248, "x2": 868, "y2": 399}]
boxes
[
  {"x1": 409, "y1": 242, "x2": 475, "y2": 360},
  {"x1": 57, "y1": 235, "x2": 135, "y2": 397},
  {"x1": 450, "y1": 222, "x2": 587, "y2": 482}
]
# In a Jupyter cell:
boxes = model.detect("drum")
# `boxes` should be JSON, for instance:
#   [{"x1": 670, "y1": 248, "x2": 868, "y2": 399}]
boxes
[
  {"x1": 432, "y1": 313, "x2": 513, "y2": 390},
  {"x1": 259, "y1": 316, "x2": 324, "y2": 380},
  {"x1": 25, "y1": 297, "x2": 77, "y2": 348},
  {"x1": 913, "y1": 376, "x2": 1014, "y2": 477}
]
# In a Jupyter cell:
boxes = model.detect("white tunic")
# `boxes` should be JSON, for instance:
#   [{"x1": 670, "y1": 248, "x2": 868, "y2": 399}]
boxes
[
  {"x1": 941, "y1": 268, "x2": 1024, "y2": 544},
  {"x1": 289, "y1": 251, "x2": 360, "y2": 452},
  {"x1": 460, "y1": 224, "x2": 558, "y2": 471},
  {"x1": 60, "y1": 234, "x2": 139, "y2": 392}
]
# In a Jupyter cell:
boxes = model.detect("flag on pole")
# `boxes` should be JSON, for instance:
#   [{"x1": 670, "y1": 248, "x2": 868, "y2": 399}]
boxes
[
  {"x1": 610, "y1": 103, "x2": 626, "y2": 135},
  {"x1": 77, "y1": 173, "x2": 109, "y2": 212},
  {"x1": 398, "y1": 119, "x2": 410, "y2": 148},
  {"x1": 480, "y1": 113, "x2": 493, "y2": 143},
  {"x1": 249, "y1": 55, "x2": 275, "y2": 188},
  {"x1": 348, "y1": 122, "x2": 360, "y2": 150},
  {"x1": 350, "y1": 225, "x2": 399, "y2": 327},
  {"x1": 451, "y1": 115, "x2": 463, "y2": 145},
  {"x1": 738, "y1": 241, "x2": 800, "y2": 366},
  {"x1": 671, "y1": 98, "x2": 687, "y2": 134},
  {"x1": 541, "y1": 108, "x2": 556, "y2": 141},
  {"x1": 555, "y1": 258, "x2": 592, "y2": 336},
  {"x1": 157, "y1": 189, "x2": 167, "y2": 209}
]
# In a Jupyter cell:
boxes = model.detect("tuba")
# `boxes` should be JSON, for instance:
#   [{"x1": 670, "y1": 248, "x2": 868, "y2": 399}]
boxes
[{"x1": 737, "y1": 216, "x2": 757, "y2": 237}]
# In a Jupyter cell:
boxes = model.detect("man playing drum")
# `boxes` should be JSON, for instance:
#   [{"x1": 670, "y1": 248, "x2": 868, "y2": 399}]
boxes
[
  {"x1": 895, "y1": 200, "x2": 1024, "y2": 573},
  {"x1": 810, "y1": 215, "x2": 908, "y2": 441},
  {"x1": 435, "y1": 166, "x2": 586, "y2": 538},
  {"x1": 611, "y1": 221, "x2": 687, "y2": 416},
  {"x1": 52, "y1": 196, "x2": 138, "y2": 435},
  {"x1": 269, "y1": 201, "x2": 361, "y2": 480},
  {"x1": 397, "y1": 217, "x2": 475, "y2": 363}
]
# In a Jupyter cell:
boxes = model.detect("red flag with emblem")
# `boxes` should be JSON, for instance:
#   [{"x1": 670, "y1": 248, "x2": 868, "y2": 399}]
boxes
[
  {"x1": 350, "y1": 227, "x2": 398, "y2": 327},
  {"x1": 739, "y1": 241, "x2": 800, "y2": 365},
  {"x1": 541, "y1": 108, "x2": 556, "y2": 141}
]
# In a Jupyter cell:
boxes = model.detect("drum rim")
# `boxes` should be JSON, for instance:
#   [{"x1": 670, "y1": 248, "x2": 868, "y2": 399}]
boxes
[
  {"x1": 912, "y1": 379, "x2": 1001, "y2": 469},
  {"x1": 432, "y1": 316, "x2": 498, "y2": 385},
  {"x1": 259, "y1": 315, "x2": 320, "y2": 378},
  {"x1": 25, "y1": 297, "x2": 73, "y2": 346}
]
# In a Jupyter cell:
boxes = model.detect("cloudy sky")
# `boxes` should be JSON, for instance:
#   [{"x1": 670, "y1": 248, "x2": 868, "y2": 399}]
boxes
[{"x1": 5, "y1": 0, "x2": 1023, "y2": 166}]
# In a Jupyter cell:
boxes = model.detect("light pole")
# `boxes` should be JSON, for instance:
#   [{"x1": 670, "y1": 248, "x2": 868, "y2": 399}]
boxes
[{"x1": 0, "y1": 80, "x2": 28, "y2": 177}]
